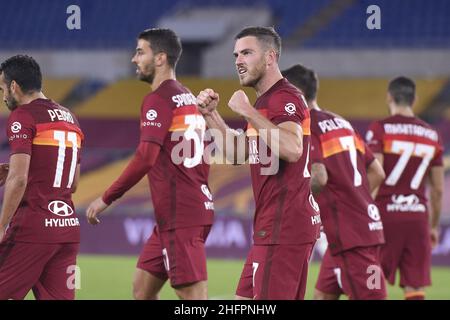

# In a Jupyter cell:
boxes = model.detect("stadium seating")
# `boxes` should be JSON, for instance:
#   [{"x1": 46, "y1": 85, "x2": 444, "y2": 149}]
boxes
[
  {"x1": 1, "y1": 0, "x2": 448, "y2": 49},
  {"x1": 72, "y1": 77, "x2": 447, "y2": 120},
  {"x1": 0, "y1": 0, "x2": 329, "y2": 48},
  {"x1": 303, "y1": 0, "x2": 450, "y2": 48},
  {"x1": 0, "y1": 0, "x2": 178, "y2": 49}
]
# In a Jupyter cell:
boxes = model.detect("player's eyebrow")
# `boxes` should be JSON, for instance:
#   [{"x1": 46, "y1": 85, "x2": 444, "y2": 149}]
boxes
[{"x1": 233, "y1": 48, "x2": 253, "y2": 58}]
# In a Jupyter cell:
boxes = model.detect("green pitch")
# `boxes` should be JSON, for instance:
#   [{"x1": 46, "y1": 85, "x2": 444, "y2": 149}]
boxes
[{"x1": 26, "y1": 255, "x2": 450, "y2": 299}]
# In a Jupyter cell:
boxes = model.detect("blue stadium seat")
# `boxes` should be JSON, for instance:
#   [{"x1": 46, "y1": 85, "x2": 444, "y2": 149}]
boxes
[
  {"x1": 0, "y1": 0, "x2": 330, "y2": 48},
  {"x1": 0, "y1": 0, "x2": 179, "y2": 49},
  {"x1": 302, "y1": 0, "x2": 450, "y2": 48}
]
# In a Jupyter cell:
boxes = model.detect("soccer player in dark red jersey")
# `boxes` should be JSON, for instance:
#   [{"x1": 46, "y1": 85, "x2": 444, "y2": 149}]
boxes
[
  {"x1": 197, "y1": 27, "x2": 320, "y2": 300},
  {"x1": 283, "y1": 64, "x2": 387, "y2": 300},
  {"x1": 0, "y1": 55, "x2": 84, "y2": 300},
  {"x1": 366, "y1": 77, "x2": 444, "y2": 300},
  {"x1": 86, "y1": 29, "x2": 214, "y2": 300}
]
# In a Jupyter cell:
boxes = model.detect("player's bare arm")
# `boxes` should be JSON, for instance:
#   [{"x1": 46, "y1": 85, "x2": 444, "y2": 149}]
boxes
[
  {"x1": 310, "y1": 163, "x2": 328, "y2": 196},
  {"x1": 371, "y1": 153, "x2": 384, "y2": 198},
  {"x1": 197, "y1": 88, "x2": 248, "y2": 164},
  {"x1": 228, "y1": 90, "x2": 303, "y2": 162},
  {"x1": 0, "y1": 163, "x2": 9, "y2": 187},
  {"x1": 428, "y1": 165, "x2": 444, "y2": 248},
  {"x1": 0, "y1": 154, "x2": 30, "y2": 238},
  {"x1": 366, "y1": 158, "x2": 385, "y2": 197}
]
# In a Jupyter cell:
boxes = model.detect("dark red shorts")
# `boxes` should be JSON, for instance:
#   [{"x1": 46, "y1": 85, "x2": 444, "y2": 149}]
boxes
[
  {"x1": 137, "y1": 225, "x2": 211, "y2": 287},
  {"x1": 0, "y1": 241, "x2": 79, "y2": 300},
  {"x1": 236, "y1": 242, "x2": 314, "y2": 300},
  {"x1": 380, "y1": 218, "x2": 431, "y2": 288},
  {"x1": 315, "y1": 246, "x2": 387, "y2": 300}
]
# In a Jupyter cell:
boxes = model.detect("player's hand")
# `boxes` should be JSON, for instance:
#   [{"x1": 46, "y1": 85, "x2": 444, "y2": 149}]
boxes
[
  {"x1": 0, "y1": 163, "x2": 9, "y2": 187},
  {"x1": 228, "y1": 90, "x2": 253, "y2": 118},
  {"x1": 197, "y1": 89, "x2": 219, "y2": 115},
  {"x1": 86, "y1": 197, "x2": 109, "y2": 225},
  {"x1": 430, "y1": 226, "x2": 440, "y2": 249}
]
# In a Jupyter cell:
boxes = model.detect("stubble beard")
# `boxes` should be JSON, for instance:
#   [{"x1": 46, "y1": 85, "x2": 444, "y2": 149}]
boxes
[
  {"x1": 239, "y1": 60, "x2": 266, "y2": 88},
  {"x1": 5, "y1": 89, "x2": 18, "y2": 111},
  {"x1": 138, "y1": 61, "x2": 155, "y2": 84}
]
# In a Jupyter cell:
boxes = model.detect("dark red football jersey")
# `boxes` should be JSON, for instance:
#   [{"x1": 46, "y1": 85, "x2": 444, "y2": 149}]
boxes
[
  {"x1": 310, "y1": 109, "x2": 385, "y2": 255},
  {"x1": 140, "y1": 79, "x2": 214, "y2": 231},
  {"x1": 366, "y1": 115, "x2": 443, "y2": 221},
  {"x1": 246, "y1": 78, "x2": 321, "y2": 245},
  {"x1": 5, "y1": 98, "x2": 84, "y2": 243}
]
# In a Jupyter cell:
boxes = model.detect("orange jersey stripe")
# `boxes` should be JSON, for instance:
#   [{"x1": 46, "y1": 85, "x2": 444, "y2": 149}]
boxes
[
  {"x1": 355, "y1": 135, "x2": 365, "y2": 153},
  {"x1": 33, "y1": 129, "x2": 82, "y2": 147},
  {"x1": 35, "y1": 122, "x2": 84, "y2": 140},
  {"x1": 169, "y1": 115, "x2": 188, "y2": 132},
  {"x1": 302, "y1": 115, "x2": 311, "y2": 136},
  {"x1": 384, "y1": 140, "x2": 392, "y2": 154},
  {"x1": 172, "y1": 105, "x2": 199, "y2": 117},
  {"x1": 169, "y1": 108, "x2": 203, "y2": 132},
  {"x1": 322, "y1": 135, "x2": 365, "y2": 158}
]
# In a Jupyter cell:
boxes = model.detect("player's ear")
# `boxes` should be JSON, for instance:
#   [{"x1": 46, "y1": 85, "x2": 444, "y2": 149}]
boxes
[
  {"x1": 386, "y1": 92, "x2": 393, "y2": 105},
  {"x1": 155, "y1": 52, "x2": 167, "y2": 67},
  {"x1": 9, "y1": 80, "x2": 18, "y2": 95},
  {"x1": 265, "y1": 49, "x2": 277, "y2": 66}
]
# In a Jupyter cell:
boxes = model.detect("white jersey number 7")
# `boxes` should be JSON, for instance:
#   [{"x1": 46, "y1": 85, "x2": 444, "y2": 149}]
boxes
[{"x1": 385, "y1": 140, "x2": 435, "y2": 190}]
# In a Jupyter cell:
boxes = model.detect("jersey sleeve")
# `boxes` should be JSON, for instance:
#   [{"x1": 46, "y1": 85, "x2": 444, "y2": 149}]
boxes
[
  {"x1": 6, "y1": 108, "x2": 36, "y2": 155},
  {"x1": 364, "y1": 141, "x2": 375, "y2": 167},
  {"x1": 77, "y1": 136, "x2": 83, "y2": 164},
  {"x1": 140, "y1": 93, "x2": 173, "y2": 146},
  {"x1": 267, "y1": 90, "x2": 307, "y2": 126},
  {"x1": 430, "y1": 131, "x2": 444, "y2": 167},
  {"x1": 365, "y1": 121, "x2": 384, "y2": 154}
]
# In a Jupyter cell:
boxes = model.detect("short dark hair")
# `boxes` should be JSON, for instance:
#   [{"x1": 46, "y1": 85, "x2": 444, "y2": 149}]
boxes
[
  {"x1": 235, "y1": 26, "x2": 282, "y2": 60},
  {"x1": 388, "y1": 76, "x2": 416, "y2": 106},
  {"x1": 138, "y1": 28, "x2": 182, "y2": 68},
  {"x1": 0, "y1": 55, "x2": 42, "y2": 93},
  {"x1": 282, "y1": 64, "x2": 318, "y2": 101}
]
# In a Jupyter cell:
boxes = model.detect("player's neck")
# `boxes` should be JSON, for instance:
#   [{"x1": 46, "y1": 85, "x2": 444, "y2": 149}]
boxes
[
  {"x1": 308, "y1": 100, "x2": 320, "y2": 111},
  {"x1": 390, "y1": 105, "x2": 414, "y2": 117},
  {"x1": 151, "y1": 69, "x2": 176, "y2": 91},
  {"x1": 19, "y1": 92, "x2": 47, "y2": 106},
  {"x1": 254, "y1": 69, "x2": 283, "y2": 97}
]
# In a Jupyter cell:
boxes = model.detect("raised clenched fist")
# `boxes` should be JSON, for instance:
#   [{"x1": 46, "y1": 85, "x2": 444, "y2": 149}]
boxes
[
  {"x1": 196, "y1": 88, "x2": 220, "y2": 115},
  {"x1": 228, "y1": 90, "x2": 252, "y2": 118}
]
